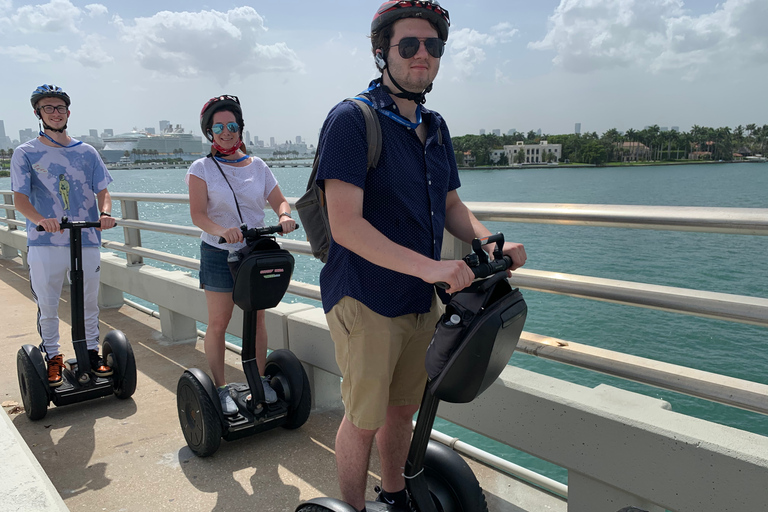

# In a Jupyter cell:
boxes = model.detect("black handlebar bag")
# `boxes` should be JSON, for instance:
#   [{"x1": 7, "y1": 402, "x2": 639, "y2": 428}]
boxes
[
  {"x1": 229, "y1": 237, "x2": 295, "y2": 312},
  {"x1": 425, "y1": 272, "x2": 527, "y2": 403}
]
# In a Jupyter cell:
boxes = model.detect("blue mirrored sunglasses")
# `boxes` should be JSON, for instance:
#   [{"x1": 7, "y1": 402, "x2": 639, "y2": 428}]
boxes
[{"x1": 211, "y1": 122, "x2": 240, "y2": 134}]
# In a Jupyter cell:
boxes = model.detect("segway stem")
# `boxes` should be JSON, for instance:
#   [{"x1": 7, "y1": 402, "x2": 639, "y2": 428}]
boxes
[
  {"x1": 404, "y1": 386, "x2": 441, "y2": 512},
  {"x1": 242, "y1": 310, "x2": 266, "y2": 409},
  {"x1": 68, "y1": 222, "x2": 92, "y2": 376}
]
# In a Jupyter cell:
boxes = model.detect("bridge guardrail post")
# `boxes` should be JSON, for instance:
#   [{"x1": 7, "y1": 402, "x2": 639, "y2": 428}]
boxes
[
  {"x1": 120, "y1": 199, "x2": 144, "y2": 266},
  {"x1": 1, "y1": 194, "x2": 18, "y2": 260},
  {"x1": 441, "y1": 230, "x2": 471, "y2": 262}
]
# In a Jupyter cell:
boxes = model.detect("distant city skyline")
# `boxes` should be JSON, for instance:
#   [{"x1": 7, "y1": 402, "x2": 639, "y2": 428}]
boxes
[
  {"x1": 1, "y1": 1, "x2": 765, "y2": 150},
  {"x1": 0, "y1": 116, "x2": 313, "y2": 151},
  {"x1": 4, "y1": 114, "x2": 764, "y2": 152}
]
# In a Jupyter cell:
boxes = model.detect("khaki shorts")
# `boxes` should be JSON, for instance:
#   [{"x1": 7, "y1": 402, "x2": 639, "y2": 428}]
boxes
[{"x1": 327, "y1": 294, "x2": 443, "y2": 430}]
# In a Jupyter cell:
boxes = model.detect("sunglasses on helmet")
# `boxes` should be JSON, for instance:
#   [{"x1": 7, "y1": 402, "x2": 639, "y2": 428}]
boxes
[
  {"x1": 211, "y1": 122, "x2": 240, "y2": 135},
  {"x1": 390, "y1": 37, "x2": 445, "y2": 59}
]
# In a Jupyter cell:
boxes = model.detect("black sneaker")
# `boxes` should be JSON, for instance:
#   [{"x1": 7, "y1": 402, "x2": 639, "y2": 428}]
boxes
[
  {"x1": 374, "y1": 486, "x2": 410, "y2": 509},
  {"x1": 89, "y1": 350, "x2": 113, "y2": 377}
]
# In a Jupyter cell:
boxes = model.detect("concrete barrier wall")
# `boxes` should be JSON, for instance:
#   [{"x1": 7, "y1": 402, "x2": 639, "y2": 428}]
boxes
[{"x1": 440, "y1": 368, "x2": 768, "y2": 511}]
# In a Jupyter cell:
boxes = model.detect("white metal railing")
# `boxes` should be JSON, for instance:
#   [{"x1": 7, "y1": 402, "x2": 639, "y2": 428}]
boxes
[
  {"x1": 2, "y1": 190, "x2": 767, "y2": 416},
  {"x1": 3, "y1": 190, "x2": 768, "y2": 508}
]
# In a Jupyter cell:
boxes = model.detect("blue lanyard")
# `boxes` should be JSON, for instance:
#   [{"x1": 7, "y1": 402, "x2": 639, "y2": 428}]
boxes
[
  {"x1": 214, "y1": 154, "x2": 249, "y2": 164},
  {"x1": 39, "y1": 131, "x2": 83, "y2": 148},
  {"x1": 360, "y1": 83, "x2": 422, "y2": 129}
]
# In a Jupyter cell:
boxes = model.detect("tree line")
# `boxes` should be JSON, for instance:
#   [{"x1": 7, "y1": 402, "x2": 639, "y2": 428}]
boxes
[{"x1": 451, "y1": 124, "x2": 768, "y2": 166}]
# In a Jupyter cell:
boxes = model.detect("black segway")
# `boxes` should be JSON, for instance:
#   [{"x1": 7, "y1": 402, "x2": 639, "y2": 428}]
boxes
[
  {"x1": 16, "y1": 218, "x2": 137, "y2": 421},
  {"x1": 296, "y1": 233, "x2": 527, "y2": 512},
  {"x1": 177, "y1": 224, "x2": 311, "y2": 457}
]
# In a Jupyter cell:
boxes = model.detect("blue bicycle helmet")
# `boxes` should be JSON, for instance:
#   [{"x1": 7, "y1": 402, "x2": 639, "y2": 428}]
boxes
[{"x1": 30, "y1": 84, "x2": 71, "y2": 109}]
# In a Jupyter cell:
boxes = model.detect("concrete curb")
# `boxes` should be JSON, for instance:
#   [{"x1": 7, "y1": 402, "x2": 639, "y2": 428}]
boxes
[{"x1": 0, "y1": 407, "x2": 69, "y2": 512}]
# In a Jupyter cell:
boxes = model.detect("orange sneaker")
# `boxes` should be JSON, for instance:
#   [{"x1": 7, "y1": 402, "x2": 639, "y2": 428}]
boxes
[
  {"x1": 89, "y1": 350, "x2": 113, "y2": 377},
  {"x1": 47, "y1": 354, "x2": 64, "y2": 387}
]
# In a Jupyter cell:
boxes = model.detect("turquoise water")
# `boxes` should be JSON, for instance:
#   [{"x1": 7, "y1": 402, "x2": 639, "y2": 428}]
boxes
[{"x1": 3, "y1": 161, "x2": 767, "y2": 485}]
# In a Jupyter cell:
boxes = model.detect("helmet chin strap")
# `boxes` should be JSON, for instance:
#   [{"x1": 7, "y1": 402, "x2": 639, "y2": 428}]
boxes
[
  {"x1": 383, "y1": 68, "x2": 432, "y2": 105},
  {"x1": 39, "y1": 119, "x2": 67, "y2": 133}
]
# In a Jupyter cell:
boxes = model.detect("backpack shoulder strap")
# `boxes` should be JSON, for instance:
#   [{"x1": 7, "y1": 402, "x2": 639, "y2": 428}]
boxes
[
  {"x1": 348, "y1": 97, "x2": 382, "y2": 170},
  {"x1": 307, "y1": 96, "x2": 382, "y2": 191}
]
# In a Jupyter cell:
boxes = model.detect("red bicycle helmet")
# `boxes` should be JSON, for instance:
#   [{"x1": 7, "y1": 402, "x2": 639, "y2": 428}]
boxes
[
  {"x1": 199, "y1": 94, "x2": 242, "y2": 141},
  {"x1": 30, "y1": 84, "x2": 71, "y2": 109},
  {"x1": 371, "y1": 0, "x2": 450, "y2": 41}
]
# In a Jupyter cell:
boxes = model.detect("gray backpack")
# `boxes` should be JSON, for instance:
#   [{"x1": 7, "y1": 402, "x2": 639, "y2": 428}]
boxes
[{"x1": 296, "y1": 97, "x2": 381, "y2": 263}]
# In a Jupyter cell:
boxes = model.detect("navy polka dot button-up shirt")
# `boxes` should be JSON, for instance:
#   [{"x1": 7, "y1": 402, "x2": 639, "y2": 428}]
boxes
[{"x1": 316, "y1": 81, "x2": 461, "y2": 318}]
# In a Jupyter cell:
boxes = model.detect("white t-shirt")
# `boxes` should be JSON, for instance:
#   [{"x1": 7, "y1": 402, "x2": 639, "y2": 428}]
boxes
[{"x1": 185, "y1": 156, "x2": 278, "y2": 249}]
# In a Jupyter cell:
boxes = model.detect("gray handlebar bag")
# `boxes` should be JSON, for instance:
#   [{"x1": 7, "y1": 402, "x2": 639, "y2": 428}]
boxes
[
  {"x1": 425, "y1": 272, "x2": 527, "y2": 403},
  {"x1": 230, "y1": 237, "x2": 295, "y2": 313}
]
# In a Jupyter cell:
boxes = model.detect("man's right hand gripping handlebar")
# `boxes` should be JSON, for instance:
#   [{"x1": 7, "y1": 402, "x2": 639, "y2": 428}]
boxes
[{"x1": 433, "y1": 233, "x2": 526, "y2": 293}]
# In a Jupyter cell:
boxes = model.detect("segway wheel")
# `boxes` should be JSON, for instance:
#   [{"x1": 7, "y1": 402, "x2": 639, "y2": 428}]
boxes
[
  {"x1": 177, "y1": 371, "x2": 222, "y2": 457},
  {"x1": 294, "y1": 498, "x2": 358, "y2": 512},
  {"x1": 16, "y1": 349, "x2": 49, "y2": 421},
  {"x1": 424, "y1": 441, "x2": 489, "y2": 512},
  {"x1": 103, "y1": 331, "x2": 137, "y2": 399},
  {"x1": 264, "y1": 349, "x2": 311, "y2": 430}
]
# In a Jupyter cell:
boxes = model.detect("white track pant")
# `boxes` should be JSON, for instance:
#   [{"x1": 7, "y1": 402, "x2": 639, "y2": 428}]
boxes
[{"x1": 28, "y1": 246, "x2": 101, "y2": 359}]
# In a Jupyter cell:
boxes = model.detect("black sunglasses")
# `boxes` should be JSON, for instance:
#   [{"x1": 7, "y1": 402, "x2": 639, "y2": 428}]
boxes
[{"x1": 390, "y1": 37, "x2": 445, "y2": 59}]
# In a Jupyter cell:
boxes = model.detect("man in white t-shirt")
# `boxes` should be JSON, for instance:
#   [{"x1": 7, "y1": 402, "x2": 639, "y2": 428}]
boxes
[{"x1": 11, "y1": 84, "x2": 117, "y2": 387}]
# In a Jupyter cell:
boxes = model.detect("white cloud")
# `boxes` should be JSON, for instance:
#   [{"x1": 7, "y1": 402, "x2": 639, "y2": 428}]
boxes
[
  {"x1": 451, "y1": 44, "x2": 486, "y2": 79},
  {"x1": 490, "y1": 22, "x2": 519, "y2": 43},
  {"x1": 529, "y1": 0, "x2": 768, "y2": 76},
  {"x1": 449, "y1": 26, "x2": 517, "y2": 79},
  {"x1": 12, "y1": 0, "x2": 82, "y2": 34},
  {"x1": 0, "y1": 43, "x2": 52, "y2": 62},
  {"x1": 115, "y1": 7, "x2": 304, "y2": 85},
  {"x1": 85, "y1": 4, "x2": 108, "y2": 18},
  {"x1": 68, "y1": 33, "x2": 113, "y2": 67}
]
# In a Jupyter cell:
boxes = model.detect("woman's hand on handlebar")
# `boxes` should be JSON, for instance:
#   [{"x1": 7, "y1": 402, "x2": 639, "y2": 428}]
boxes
[
  {"x1": 37, "y1": 218, "x2": 63, "y2": 233},
  {"x1": 219, "y1": 226, "x2": 244, "y2": 244},
  {"x1": 278, "y1": 217, "x2": 297, "y2": 235}
]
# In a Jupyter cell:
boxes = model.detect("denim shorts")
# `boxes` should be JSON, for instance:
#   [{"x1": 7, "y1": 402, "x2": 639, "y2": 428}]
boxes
[{"x1": 199, "y1": 241, "x2": 234, "y2": 292}]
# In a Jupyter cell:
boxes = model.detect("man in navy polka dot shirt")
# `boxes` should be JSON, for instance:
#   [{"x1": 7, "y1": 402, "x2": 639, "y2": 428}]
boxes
[{"x1": 315, "y1": 2, "x2": 527, "y2": 510}]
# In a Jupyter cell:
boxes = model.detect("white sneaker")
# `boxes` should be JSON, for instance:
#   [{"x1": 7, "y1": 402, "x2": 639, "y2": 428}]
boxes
[
  {"x1": 261, "y1": 377, "x2": 278, "y2": 404},
  {"x1": 217, "y1": 385, "x2": 238, "y2": 415}
]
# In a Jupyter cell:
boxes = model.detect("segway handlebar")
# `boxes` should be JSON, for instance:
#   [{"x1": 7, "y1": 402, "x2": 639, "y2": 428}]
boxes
[
  {"x1": 435, "y1": 233, "x2": 512, "y2": 290},
  {"x1": 218, "y1": 223, "x2": 300, "y2": 244},
  {"x1": 36, "y1": 218, "x2": 110, "y2": 231}
]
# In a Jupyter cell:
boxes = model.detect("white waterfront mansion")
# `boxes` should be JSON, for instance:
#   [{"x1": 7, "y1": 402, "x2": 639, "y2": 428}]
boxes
[{"x1": 502, "y1": 140, "x2": 562, "y2": 164}]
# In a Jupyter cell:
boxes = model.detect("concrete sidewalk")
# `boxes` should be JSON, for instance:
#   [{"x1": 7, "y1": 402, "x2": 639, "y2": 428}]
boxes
[{"x1": 0, "y1": 256, "x2": 565, "y2": 512}]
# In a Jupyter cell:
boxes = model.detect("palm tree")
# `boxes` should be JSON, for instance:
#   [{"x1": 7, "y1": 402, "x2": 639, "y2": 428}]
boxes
[
  {"x1": 625, "y1": 129, "x2": 637, "y2": 162},
  {"x1": 601, "y1": 128, "x2": 621, "y2": 162}
]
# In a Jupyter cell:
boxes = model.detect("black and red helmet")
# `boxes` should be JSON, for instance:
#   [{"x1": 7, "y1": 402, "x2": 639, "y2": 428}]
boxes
[
  {"x1": 371, "y1": 0, "x2": 450, "y2": 41},
  {"x1": 199, "y1": 94, "x2": 242, "y2": 141},
  {"x1": 30, "y1": 84, "x2": 71, "y2": 109}
]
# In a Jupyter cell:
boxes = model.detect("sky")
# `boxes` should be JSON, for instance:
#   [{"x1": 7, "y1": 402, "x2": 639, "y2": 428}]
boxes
[{"x1": 1, "y1": 0, "x2": 766, "y2": 146}]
